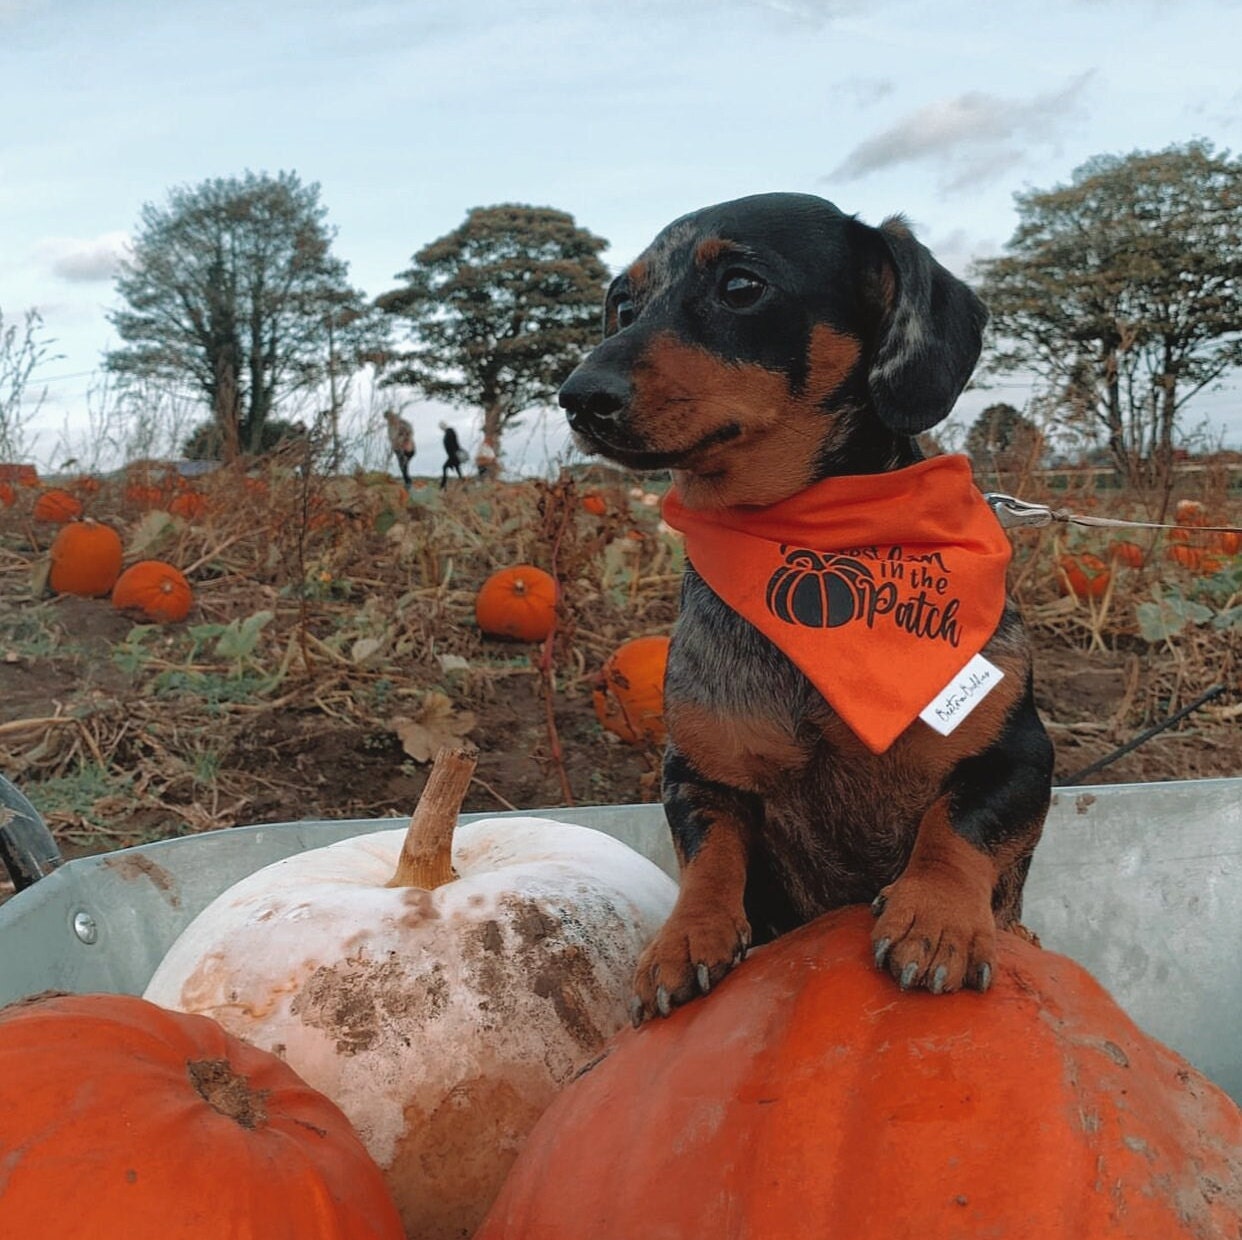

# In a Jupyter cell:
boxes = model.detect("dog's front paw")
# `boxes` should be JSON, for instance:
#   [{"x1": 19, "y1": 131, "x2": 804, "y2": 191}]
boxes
[
  {"x1": 631, "y1": 907, "x2": 751, "y2": 1025},
  {"x1": 871, "y1": 875, "x2": 995, "y2": 995}
]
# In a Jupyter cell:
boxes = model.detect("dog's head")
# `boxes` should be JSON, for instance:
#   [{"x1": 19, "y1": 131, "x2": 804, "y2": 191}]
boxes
[{"x1": 559, "y1": 192, "x2": 987, "y2": 508}]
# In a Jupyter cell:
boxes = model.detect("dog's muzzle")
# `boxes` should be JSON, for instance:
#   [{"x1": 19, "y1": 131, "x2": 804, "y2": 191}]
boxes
[{"x1": 558, "y1": 366, "x2": 630, "y2": 438}]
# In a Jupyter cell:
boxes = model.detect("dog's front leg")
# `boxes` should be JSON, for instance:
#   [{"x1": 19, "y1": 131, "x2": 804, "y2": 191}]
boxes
[
  {"x1": 871, "y1": 697, "x2": 1053, "y2": 994},
  {"x1": 631, "y1": 747, "x2": 761, "y2": 1024}
]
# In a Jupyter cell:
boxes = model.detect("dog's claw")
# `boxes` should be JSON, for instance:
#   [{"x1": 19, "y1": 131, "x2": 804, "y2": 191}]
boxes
[
  {"x1": 871, "y1": 893, "x2": 887, "y2": 917},
  {"x1": 656, "y1": 985, "x2": 671, "y2": 1018},
  {"x1": 874, "y1": 937, "x2": 892, "y2": 968},
  {"x1": 899, "y1": 961, "x2": 919, "y2": 990},
  {"x1": 931, "y1": 965, "x2": 948, "y2": 995},
  {"x1": 976, "y1": 962, "x2": 992, "y2": 992},
  {"x1": 629, "y1": 996, "x2": 644, "y2": 1028},
  {"x1": 696, "y1": 963, "x2": 711, "y2": 993}
]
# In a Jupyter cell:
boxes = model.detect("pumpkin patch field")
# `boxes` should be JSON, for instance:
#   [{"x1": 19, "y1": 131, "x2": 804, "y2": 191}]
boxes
[{"x1": 0, "y1": 455, "x2": 1239, "y2": 883}]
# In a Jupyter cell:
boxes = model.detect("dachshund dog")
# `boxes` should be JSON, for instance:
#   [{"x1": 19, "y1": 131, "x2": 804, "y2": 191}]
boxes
[{"x1": 559, "y1": 193, "x2": 1054, "y2": 1023}]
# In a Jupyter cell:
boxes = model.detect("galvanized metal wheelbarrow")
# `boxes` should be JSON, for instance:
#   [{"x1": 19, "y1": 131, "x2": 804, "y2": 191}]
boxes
[{"x1": 1, "y1": 773, "x2": 1239, "y2": 1103}]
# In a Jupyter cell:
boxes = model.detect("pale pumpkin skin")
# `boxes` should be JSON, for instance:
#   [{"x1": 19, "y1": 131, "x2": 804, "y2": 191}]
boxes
[{"x1": 144, "y1": 817, "x2": 676, "y2": 1240}]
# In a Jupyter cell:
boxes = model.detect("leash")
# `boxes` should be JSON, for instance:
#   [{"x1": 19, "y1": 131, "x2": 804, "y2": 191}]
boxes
[{"x1": 985, "y1": 492, "x2": 1242, "y2": 536}]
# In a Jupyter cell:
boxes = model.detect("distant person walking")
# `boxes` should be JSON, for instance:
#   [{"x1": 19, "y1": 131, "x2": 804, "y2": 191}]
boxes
[
  {"x1": 440, "y1": 421, "x2": 465, "y2": 489},
  {"x1": 384, "y1": 408, "x2": 416, "y2": 487}
]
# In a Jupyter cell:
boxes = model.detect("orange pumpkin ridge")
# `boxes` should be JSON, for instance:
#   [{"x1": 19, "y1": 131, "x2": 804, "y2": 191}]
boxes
[
  {"x1": 1056, "y1": 551, "x2": 1110, "y2": 600},
  {"x1": 593, "y1": 635, "x2": 670, "y2": 744},
  {"x1": 32, "y1": 488, "x2": 84, "y2": 524},
  {"x1": 112, "y1": 560, "x2": 194, "y2": 623},
  {"x1": 48, "y1": 519, "x2": 124, "y2": 597},
  {"x1": 475, "y1": 564, "x2": 558, "y2": 642}
]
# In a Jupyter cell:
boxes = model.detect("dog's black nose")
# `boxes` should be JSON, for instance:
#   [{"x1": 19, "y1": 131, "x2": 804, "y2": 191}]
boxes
[{"x1": 558, "y1": 367, "x2": 629, "y2": 427}]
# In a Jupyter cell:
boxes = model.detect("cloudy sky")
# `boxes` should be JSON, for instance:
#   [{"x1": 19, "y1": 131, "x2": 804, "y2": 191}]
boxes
[{"x1": 2, "y1": 0, "x2": 1241, "y2": 472}]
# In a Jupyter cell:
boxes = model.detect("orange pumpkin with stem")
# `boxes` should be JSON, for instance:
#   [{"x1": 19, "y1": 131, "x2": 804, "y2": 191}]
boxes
[
  {"x1": 475, "y1": 564, "x2": 557, "y2": 641},
  {"x1": 32, "y1": 488, "x2": 83, "y2": 523},
  {"x1": 593, "y1": 635, "x2": 671, "y2": 744},
  {"x1": 477, "y1": 906, "x2": 1242, "y2": 1240},
  {"x1": 0, "y1": 991, "x2": 404, "y2": 1239},
  {"x1": 1056, "y1": 551, "x2": 1110, "y2": 600},
  {"x1": 112, "y1": 560, "x2": 194, "y2": 623},
  {"x1": 48, "y1": 519, "x2": 124, "y2": 596}
]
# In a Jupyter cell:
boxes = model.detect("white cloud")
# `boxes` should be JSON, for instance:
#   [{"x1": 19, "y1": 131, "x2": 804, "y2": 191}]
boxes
[
  {"x1": 829, "y1": 72, "x2": 1095, "y2": 190},
  {"x1": 34, "y1": 232, "x2": 131, "y2": 283}
]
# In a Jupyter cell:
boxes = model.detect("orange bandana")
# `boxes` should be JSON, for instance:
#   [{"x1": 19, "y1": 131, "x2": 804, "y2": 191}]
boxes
[{"x1": 661, "y1": 455, "x2": 1012, "y2": 754}]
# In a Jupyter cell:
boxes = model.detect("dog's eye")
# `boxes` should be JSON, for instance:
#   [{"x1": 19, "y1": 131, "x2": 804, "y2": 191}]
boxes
[
  {"x1": 718, "y1": 270, "x2": 766, "y2": 310},
  {"x1": 612, "y1": 295, "x2": 636, "y2": 329}
]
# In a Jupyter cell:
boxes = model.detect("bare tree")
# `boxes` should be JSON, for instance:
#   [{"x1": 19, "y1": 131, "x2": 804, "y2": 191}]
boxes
[{"x1": 0, "y1": 307, "x2": 58, "y2": 463}]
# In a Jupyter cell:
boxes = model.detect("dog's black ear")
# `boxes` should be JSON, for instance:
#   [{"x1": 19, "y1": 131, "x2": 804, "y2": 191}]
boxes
[{"x1": 863, "y1": 217, "x2": 988, "y2": 434}]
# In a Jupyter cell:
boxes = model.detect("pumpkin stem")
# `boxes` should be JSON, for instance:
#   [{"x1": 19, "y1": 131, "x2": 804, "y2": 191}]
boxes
[
  {"x1": 387, "y1": 744, "x2": 478, "y2": 889},
  {"x1": 187, "y1": 1059, "x2": 268, "y2": 1129}
]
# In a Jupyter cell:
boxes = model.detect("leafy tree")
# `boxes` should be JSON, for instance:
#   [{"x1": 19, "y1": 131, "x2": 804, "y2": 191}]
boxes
[
  {"x1": 973, "y1": 141, "x2": 1242, "y2": 484},
  {"x1": 965, "y1": 402, "x2": 1043, "y2": 477},
  {"x1": 106, "y1": 171, "x2": 385, "y2": 460},
  {"x1": 376, "y1": 204, "x2": 609, "y2": 449}
]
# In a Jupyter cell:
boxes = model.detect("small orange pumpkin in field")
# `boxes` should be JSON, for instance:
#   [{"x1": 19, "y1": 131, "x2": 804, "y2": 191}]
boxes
[
  {"x1": 0, "y1": 991, "x2": 404, "y2": 1239},
  {"x1": 112, "y1": 560, "x2": 193, "y2": 623},
  {"x1": 72, "y1": 474, "x2": 102, "y2": 495},
  {"x1": 593, "y1": 635, "x2": 671, "y2": 744},
  {"x1": 1167, "y1": 543, "x2": 1204, "y2": 572},
  {"x1": 1174, "y1": 498, "x2": 1207, "y2": 527},
  {"x1": 48, "y1": 519, "x2": 124, "y2": 596},
  {"x1": 1109, "y1": 540, "x2": 1146, "y2": 569},
  {"x1": 476, "y1": 907, "x2": 1242, "y2": 1240},
  {"x1": 168, "y1": 490, "x2": 207, "y2": 520},
  {"x1": 125, "y1": 482, "x2": 164, "y2": 508},
  {"x1": 475, "y1": 564, "x2": 557, "y2": 642},
  {"x1": 581, "y1": 492, "x2": 608, "y2": 516},
  {"x1": 32, "y1": 488, "x2": 83, "y2": 524},
  {"x1": 0, "y1": 463, "x2": 38, "y2": 487},
  {"x1": 1056, "y1": 552, "x2": 1110, "y2": 600},
  {"x1": 0, "y1": 481, "x2": 14, "y2": 508},
  {"x1": 1213, "y1": 529, "x2": 1241, "y2": 557}
]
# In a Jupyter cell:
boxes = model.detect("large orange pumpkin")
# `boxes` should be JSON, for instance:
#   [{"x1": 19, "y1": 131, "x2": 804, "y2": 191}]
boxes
[
  {"x1": 477, "y1": 907, "x2": 1242, "y2": 1240},
  {"x1": 112, "y1": 560, "x2": 194, "y2": 623},
  {"x1": 48, "y1": 519, "x2": 124, "y2": 597},
  {"x1": 1056, "y1": 551, "x2": 1110, "y2": 599},
  {"x1": 32, "y1": 487, "x2": 84, "y2": 523},
  {"x1": 475, "y1": 564, "x2": 557, "y2": 641},
  {"x1": 0, "y1": 992, "x2": 404, "y2": 1239},
  {"x1": 592, "y1": 635, "x2": 670, "y2": 744},
  {"x1": 0, "y1": 481, "x2": 15, "y2": 508}
]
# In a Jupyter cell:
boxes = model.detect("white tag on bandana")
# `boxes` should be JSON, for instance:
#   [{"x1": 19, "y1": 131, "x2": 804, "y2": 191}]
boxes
[{"x1": 919, "y1": 653, "x2": 1005, "y2": 737}]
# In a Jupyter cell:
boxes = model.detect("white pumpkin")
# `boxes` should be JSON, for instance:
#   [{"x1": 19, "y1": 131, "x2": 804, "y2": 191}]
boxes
[{"x1": 144, "y1": 748, "x2": 676, "y2": 1240}]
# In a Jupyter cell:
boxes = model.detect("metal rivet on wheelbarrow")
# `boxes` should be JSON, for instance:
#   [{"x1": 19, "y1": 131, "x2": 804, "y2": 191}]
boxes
[{"x1": 71, "y1": 911, "x2": 98, "y2": 945}]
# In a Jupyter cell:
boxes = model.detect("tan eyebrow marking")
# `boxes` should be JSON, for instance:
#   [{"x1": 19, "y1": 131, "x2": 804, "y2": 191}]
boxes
[{"x1": 694, "y1": 238, "x2": 731, "y2": 268}]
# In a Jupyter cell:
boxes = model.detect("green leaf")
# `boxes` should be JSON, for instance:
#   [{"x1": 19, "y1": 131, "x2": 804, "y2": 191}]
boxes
[{"x1": 214, "y1": 610, "x2": 274, "y2": 662}]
